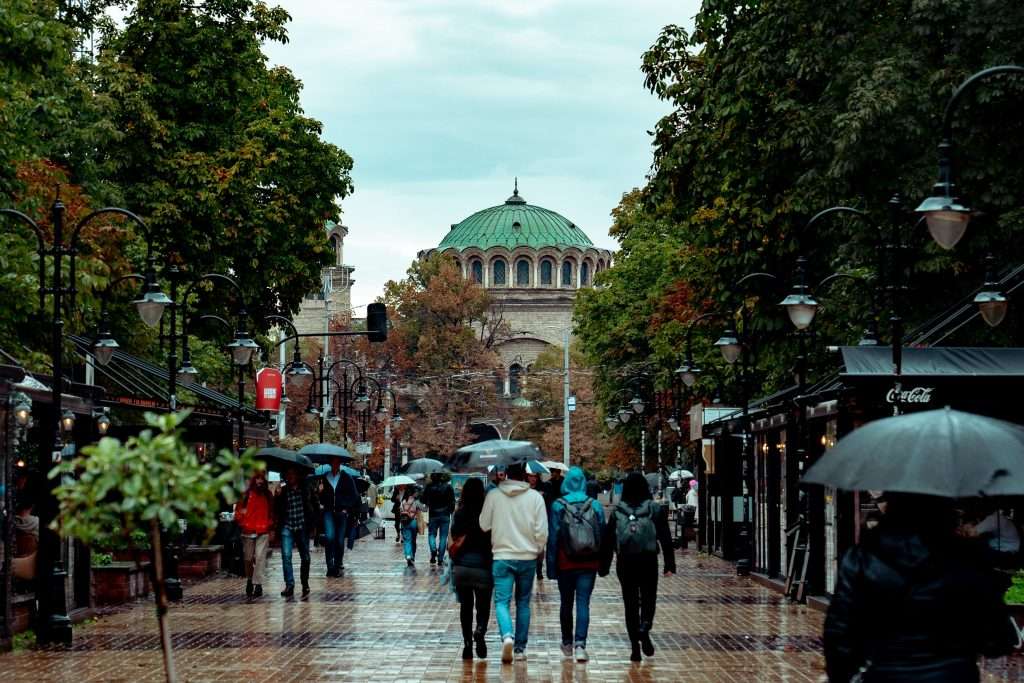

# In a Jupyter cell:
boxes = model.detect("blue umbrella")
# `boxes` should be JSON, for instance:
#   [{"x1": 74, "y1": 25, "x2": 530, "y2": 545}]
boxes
[
  {"x1": 525, "y1": 460, "x2": 550, "y2": 475},
  {"x1": 298, "y1": 443, "x2": 354, "y2": 465},
  {"x1": 313, "y1": 463, "x2": 360, "y2": 477}
]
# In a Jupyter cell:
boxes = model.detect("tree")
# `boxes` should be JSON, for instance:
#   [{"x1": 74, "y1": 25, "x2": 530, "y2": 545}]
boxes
[
  {"x1": 90, "y1": 0, "x2": 354, "y2": 322},
  {"x1": 578, "y1": 1, "x2": 1024, "y2": 416},
  {"x1": 51, "y1": 411, "x2": 254, "y2": 683}
]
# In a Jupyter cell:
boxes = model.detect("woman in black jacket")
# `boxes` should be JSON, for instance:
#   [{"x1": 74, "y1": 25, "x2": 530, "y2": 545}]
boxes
[
  {"x1": 824, "y1": 492, "x2": 1015, "y2": 682},
  {"x1": 600, "y1": 471, "x2": 676, "y2": 662},
  {"x1": 448, "y1": 477, "x2": 493, "y2": 660}
]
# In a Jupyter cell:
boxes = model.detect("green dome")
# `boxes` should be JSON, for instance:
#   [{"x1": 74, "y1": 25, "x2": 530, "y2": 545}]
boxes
[{"x1": 438, "y1": 185, "x2": 594, "y2": 252}]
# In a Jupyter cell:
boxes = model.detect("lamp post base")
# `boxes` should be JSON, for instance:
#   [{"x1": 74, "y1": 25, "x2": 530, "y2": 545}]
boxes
[{"x1": 38, "y1": 562, "x2": 72, "y2": 646}]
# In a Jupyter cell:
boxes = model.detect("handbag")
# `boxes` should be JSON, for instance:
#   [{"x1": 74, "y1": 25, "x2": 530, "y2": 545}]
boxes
[{"x1": 448, "y1": 532, "x2": 466, "y2": 559}]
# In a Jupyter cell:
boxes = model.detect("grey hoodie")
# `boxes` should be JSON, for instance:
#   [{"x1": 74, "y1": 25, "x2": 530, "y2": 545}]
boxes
[{"x1": 479, "y1": 479, "x2": 548, "y2": 561}]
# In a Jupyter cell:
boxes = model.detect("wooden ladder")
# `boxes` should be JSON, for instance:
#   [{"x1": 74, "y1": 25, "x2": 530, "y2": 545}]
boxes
[{"x1": 784, "y1": 517, "x2": 810, "y2": 603}]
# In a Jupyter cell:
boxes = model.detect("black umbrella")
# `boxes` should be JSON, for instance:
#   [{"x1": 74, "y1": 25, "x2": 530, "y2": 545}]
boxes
[
  {"x1": 297, "y1": 442, "x2": 355, "y2": 465},
  {"x1": 354, "y1": 477, "x2": 371, "y2": 494},
  {"x1": 254, "y1": 447, "x2": 314, "y2": 473},
  {"x1": 449, "y1": 439, "x2": 543, "y2": 471},
  {"x1": 803, "y1": 407, "x2": 1024, "y2": 498},
  {"x1": 401, "y1": 458, "x2": 448, "y2": 476}
]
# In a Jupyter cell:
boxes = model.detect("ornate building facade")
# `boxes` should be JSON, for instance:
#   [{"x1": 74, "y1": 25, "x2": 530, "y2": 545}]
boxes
[
  {"x1": 293, "y1": 220, "x2": 355, "y2": 337},
  {"x1": 419, "y1": 183, "x2": 612, "y2": 396}
]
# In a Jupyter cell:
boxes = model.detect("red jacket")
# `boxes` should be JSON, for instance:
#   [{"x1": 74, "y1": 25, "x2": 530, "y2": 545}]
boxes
[{"x1": 235, "y1": 488, "x2": 274, "y2": 534}]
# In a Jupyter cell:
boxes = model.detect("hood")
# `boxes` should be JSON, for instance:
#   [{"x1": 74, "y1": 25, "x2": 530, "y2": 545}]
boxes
[
  {"x1": 870, "y1": 526, "x2": 938, "y2": 574},
  {"x1": 560, "y1": 466, "x2": 588, "y2": 501},
  {"x1": 499, "y1": 480, "x2": 532, "y2": 496}
]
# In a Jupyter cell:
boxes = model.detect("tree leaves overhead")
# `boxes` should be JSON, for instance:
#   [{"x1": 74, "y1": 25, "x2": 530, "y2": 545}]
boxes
[{"x1": 579, "y1": 0, "x2": 1024, "y2": 416}]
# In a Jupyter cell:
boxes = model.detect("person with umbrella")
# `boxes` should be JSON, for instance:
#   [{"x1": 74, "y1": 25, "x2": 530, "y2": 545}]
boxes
[
  {"x1": 234, "y1": 467, "x2": 274, "y2": 598},
  {"x1": 802, "y1": 409, "x2": 1024, "y2": 682},
  {"x1": 422, "y1": 472, "x2": 456, "y2": 567},
  {"x1": 317, "y1": 456, "x2": 361, "y2": 576},
  {"x1": 273, "y1": 465, "x2": 318, "y2": 598}
]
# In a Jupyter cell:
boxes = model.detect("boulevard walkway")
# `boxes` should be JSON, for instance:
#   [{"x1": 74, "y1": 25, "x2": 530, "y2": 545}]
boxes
[{"x1": 3, "y1": 529, "x2": 1022, "y2": 682}]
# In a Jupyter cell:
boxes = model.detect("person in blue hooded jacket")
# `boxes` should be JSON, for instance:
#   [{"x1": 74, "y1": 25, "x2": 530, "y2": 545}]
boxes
[{"x1": 546, "y1": 466, "x2": 605, "y2": 663}]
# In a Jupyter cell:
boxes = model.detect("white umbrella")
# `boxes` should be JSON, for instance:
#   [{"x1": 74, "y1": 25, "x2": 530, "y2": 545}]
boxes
[
  {"x1": 668, "y1": 469, "x2": 695, "y2": 480},
  {"x1": 540, "y1": 460, "x2": 569, "y2": 472},
  {"x1": 380, "y1": 475, "x2": 419, "y2": 488}
]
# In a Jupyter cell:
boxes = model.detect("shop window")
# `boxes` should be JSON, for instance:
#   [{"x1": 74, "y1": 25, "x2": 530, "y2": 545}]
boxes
[{"x1": 493, "y1": 259, "x2": 507, "y2": 286}]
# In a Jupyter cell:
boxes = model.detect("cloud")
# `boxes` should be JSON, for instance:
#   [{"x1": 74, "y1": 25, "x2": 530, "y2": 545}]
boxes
[{"x1": 262, "y1": 0, "x2": 701, "y2": 308}]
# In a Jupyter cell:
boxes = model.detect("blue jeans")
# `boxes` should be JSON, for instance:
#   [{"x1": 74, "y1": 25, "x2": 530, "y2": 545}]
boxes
[
  {"x1": 493, "y1": 559, "x2": 537, "y2": 651},
  {"x1": 280, "y1": 526, "x2": 310, "y2": 588},
  {"x1": 428, "y1": 515, "x2": 450, "y2": 562},
  {"x1": 557, "y1": 570, "x2": 597, "y2": 646},
  {"x1": 402, "y1": 518, "x2": 418, "y2": 559},
  {"x1": 322, "y1": 510, "x2": 349, "y2": 572}
]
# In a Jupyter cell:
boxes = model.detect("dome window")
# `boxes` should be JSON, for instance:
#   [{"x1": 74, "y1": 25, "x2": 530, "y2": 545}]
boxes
[
  {"x1": 471, "y1": 259, "x2": 483, "y2": 284},
  {"x1": 512, "y1": 221, "x2": 522, "y2": 230},
  {"x1": 581, "y1": 262, "x2": 590, "y2": 286},
  {"x1": 540, "y1": 259, "x2": 553, "y2": 285},
  {"x1": 561, "y1": 260, "x2": 575, "y2": 287},
  {"x1": 516, "y1": 259, "x2": 530, "y2": 286},
  {"x1": 493, "y1": 259, "x2": 507, "y2": 286}
]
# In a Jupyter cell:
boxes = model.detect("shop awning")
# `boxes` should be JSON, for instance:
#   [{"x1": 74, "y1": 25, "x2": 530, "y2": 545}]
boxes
[{"x1": 840, "y1": 346, "x2": 1024, "y2": 377}]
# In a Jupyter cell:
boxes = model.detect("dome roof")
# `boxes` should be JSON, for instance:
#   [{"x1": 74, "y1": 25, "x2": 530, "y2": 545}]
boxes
[{"x1": 438, "y1": 182, "x2": 594, "y2": 252}]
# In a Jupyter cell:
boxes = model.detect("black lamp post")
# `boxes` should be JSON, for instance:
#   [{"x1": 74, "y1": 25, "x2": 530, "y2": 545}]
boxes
[
  {"x1": 916, "y1": 65, "x2": 1024, "y2": 250},
  {"x1": 604, "y1": 379, "x2": 649, "y2": 469},
  {"x1": 305, "y1": 358, "x2": 365, "y2": 444},
  {"x1": 1, "y1": 194, "x2": 159, "y2": 645}
]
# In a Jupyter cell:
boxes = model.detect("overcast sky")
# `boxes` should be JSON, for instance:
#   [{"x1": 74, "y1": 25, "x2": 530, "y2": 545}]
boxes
[{"x1": 262, "y1": 0, "x2": 699, "y2": 310}]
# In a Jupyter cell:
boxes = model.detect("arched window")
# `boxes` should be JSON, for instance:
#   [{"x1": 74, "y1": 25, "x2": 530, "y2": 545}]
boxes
[
  {"x1": 540, "y1": 259, "x2": 553, "y2": 285},
  {"x1": 561, "y1": 260, "x2": 575, "y2": 287},
  {"x1": 493, "y1": 259, "x2": 507, "y2": 286},
  {"x1": 330, "y1": 235, "x2": 342, "y2": 266},
  {"x1": 581, "y1": 262, "x2": 590, "y2": 286},
  {"x1": 470, "y1": 259, "x2": 483, "y2": 284},
  {"x1": 509, "y1": 364, "x2": 523, "y2": 396},
  {"x1": 494, "y1": 369, "x2": 505, "y2": 395},
  {"x1": 516, "y1": 259, "x2": 530, "y2": 286}
]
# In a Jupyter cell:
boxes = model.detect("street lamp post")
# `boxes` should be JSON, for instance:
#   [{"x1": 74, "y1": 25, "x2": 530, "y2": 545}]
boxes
[{"x1": 1, "y1": 194, "x2": 158, "y2": 645}]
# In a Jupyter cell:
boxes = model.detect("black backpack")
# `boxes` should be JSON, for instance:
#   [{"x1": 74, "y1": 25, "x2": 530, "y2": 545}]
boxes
[
  {"x1": 557, "y1": 497, "x2": 601, "y2": 559},
  {"x1": 615, "y1": 500, "x2": 659, "y2": 556}
]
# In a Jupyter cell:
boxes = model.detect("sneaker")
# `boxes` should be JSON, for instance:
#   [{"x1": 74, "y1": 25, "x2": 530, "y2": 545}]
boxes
[
  {"x1": 575, "y1": 646, "x2": 588, "y2": 663},
  {"x1": 252, "y1": 584, "x2": 263, "y2": 598},
  {"x1": 245, "y1": 579, "x2": 253, "y2": 597},
  {"x1": 513, "y1": 651, "x2": 527, "y2": 662},
  {"x1": 560, "y1": 644, "x2": 573, "y2": 658},
  {"x1": 501, "y1": 637, "x2": 514, "y2": 663},
  {"x1": 280, "y1": 585, "x2": 294, "y2": 598}
]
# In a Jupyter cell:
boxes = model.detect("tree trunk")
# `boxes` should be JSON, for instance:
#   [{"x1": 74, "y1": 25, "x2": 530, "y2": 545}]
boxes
[{"x1": 149, "y1": 520, "x2": 177, "y2": 683}]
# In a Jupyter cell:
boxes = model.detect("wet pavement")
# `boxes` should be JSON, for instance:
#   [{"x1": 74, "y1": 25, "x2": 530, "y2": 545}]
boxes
[{"x1": 3, "y1": 528, "x2": 1023, "y2": 681}]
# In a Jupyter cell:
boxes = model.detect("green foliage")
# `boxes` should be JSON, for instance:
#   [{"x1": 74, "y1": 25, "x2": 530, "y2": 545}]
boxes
[
  {"x1": 1006, "y1": 571, "x2": 1024, "y2": 605},
  {"x1": 91, "y1": 0, "x2": 354, "y2": 322},
  {"x1": 50, "y1": 410, "x2": 255, "y2": 545},
  {"x1": 579, "y1": 1, "x2": 1024, "y2": 419},
  {"x1": 91, "y1": 551, "x2": 113, "y2": 567}
]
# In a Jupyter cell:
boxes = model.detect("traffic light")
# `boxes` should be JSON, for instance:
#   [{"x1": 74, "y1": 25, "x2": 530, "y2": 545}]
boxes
[{"x1": 367, "y1": 302, "x2": 388, "y2": 343}]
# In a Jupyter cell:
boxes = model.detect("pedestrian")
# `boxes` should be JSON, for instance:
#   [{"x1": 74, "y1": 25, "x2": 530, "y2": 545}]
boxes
[
  {"x1": 318, "y1": 456, "x2": 361, "y2": 576},
  {"x1": 599, "y1": 471, "x2": 676, "y2": 662},
  {"x1": 824, "y1": 492, "x2": 1015, "y2": 683},
  {"x1": 423, "y1": 472, "x2": 456, "y2": 566},
  {"x1": 547, "y1": 466, "x2": 604, "y2": 662},
  {"x1": 391, "y1": 484, "x2": 404, "y2": 543},
  {"x1": 400, "y1": 485, "x2": 422, "y2": 566},
  {"x1": 479, "y1": 461, "x2": 548, "y2": 663},
  {"x1": 234, "y1": 468, "x2": 274, "y2": 598},
  {"x1": 274, "y1": 465, "x2": 318, "y2": 598},
  {"x1": 448, "y1": 477, "x2": 492, "y2": 660},
  {"x1": 526, "y1": 471, "x2": 546, "y2": 580}
]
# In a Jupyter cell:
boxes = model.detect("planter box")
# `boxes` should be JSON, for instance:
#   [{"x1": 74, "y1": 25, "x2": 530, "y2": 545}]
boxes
[
  {"x1": 111, "y1": 549, "x2": 152, "y2": 564},
  {"x1": 91, "y1": 561, "x2": 151, "y2": 606},
  {"x1": 178, "y1": 545, "x2": 223, "y2": 579}
]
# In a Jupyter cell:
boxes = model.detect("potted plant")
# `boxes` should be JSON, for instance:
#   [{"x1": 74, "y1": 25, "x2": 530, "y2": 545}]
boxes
[
  {"x1": 1005, "y1": 571, "x2": 1024, "y2": 654},
  {"x1": 51, "y1": 411, "x2": 253, "y2": 682}
]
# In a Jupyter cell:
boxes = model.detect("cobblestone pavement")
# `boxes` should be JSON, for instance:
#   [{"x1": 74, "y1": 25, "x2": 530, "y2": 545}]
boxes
[{"x1": 4, "y1": 528, "x2": 1023, "y2": 682}]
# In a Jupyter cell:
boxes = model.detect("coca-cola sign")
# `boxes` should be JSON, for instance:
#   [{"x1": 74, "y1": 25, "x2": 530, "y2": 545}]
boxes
[{"x1": 885, "y1": 387, "x2": 935, "y2": 404}]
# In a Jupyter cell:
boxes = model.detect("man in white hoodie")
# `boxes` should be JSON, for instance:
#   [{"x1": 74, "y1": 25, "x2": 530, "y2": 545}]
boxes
[{"x1": 479, "y1": 462, "x2": 548, "y2": 663}]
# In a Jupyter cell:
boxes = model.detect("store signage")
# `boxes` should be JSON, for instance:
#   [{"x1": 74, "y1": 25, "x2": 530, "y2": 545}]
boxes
[
  {"x1": 885, "y1": 387, "x2": 935, "y2": 405},
  {"x1": 355, "y1": 441, "x2": 372, "y2": 455}
]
